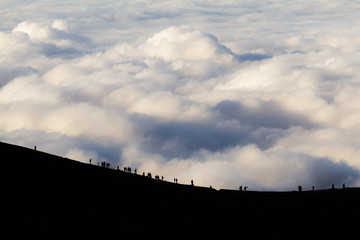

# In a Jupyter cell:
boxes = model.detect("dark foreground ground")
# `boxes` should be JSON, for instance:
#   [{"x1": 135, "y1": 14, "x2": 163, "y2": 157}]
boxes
[{"x1": 1, "y1": 141, "x2": 359, "y2": 239}]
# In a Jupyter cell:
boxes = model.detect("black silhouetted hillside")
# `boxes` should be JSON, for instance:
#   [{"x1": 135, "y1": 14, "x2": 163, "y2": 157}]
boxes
[{"x1": 1, "y1": 141, "x2": 359, "y2": 239}]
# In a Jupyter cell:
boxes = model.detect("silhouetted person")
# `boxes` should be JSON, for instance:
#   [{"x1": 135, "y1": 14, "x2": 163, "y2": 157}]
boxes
[
  {"x1": 332, "y1": 184, "x2": 335, "y2": 189},
  {"x1": 135, "y1": 169, "x2": 137, "y2": 174},
  {"x1": 244, "y1": 186, "x2": 248, "y2": 191},
  {"x1": 191, "y1": 180, "x2": 194, "y2": 186},
  {"x1": 161, "y1": 176, "x2": 163, "y2": 180},
  {"x1": 298, "y1": 185, "x2": 302, "y2": 192},
  {"x1": 89, "y1": 158, "x2": 92, "y2": 165},
  {"x1": 343, "y1": 183, "x2": 346, "y2": 189},
  {"x1": 239, "y1": 186, "x2": 243, "y2": 191},
  {"x1": 34, "y1": 146, "x2": 37, "y2": 151},
  {"x1": 312, "y1": 186, "x2": 315, "y2": 191}
]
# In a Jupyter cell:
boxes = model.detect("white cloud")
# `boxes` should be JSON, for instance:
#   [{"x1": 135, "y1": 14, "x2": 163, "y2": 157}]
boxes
[
  {"x1": 0, "y1": 74, "x2": 60, "y2": 104},
  {"x1": 52, "y1": 19, "x2": 69, "y2": 32},
  {"x1": 125, "y1": 90, "x2": 213, "y2": 122},
  {"x1": 1, "y1": 0, "x2": 360, "y2": 190},
  {"x1": 273, "y1": 127, "x2": 360, "y2": 169},
  {"x1": 138, "y1": 26, "x2": 236, "y2": 63},
  {"x1": 42, "y1": 102, "x2": 133, "y2": 144}
]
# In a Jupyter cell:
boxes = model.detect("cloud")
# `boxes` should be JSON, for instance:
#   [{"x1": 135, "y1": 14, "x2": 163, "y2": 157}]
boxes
[
  {"x1": 6, "y1": 20, "x2": 91, "y2": 59},
  {"x1": 138, "y1": 25, "x2": 237, "y2": 63},
  {"x1": 215, "y1": 98, "x2": 313, "y2": 129},
  {"x1": 12, "y1": 20, "x2": 91, "y2": 49},
  {"x1": 42, "y1": 102, "x2": 133, "y2": 144},
  {"x1": 138, "y1": 118, "x2": 289, "y2": 160},
  {"x1": 0, "y1": 74, "x2": 60, "y2": 104},
  {"x1": 1, "y1": 1, "x2": 360, "y2": 190}
]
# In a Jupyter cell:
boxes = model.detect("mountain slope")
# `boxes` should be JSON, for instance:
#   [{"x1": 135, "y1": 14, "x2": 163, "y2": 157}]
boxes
[{"x1": 1, "y1": 141, "x2": 359, "y2": 238}]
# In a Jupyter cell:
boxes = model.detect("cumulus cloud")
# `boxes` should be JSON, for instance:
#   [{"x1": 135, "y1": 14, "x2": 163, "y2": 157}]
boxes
[
  {"x1": 1, "y1": 0, "x2": 360, "y2": 190},
  {"x1": 139, "y1": 26, "x2": 237, "y2": 63},
  {"x1": 12, "y1": 20, "x2": 91, "y2": 49}
]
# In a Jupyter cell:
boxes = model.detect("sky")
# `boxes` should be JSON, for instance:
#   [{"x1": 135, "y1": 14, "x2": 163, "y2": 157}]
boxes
[{"x1": 1, "y1": 0, "x2": 360, "y2": 190}]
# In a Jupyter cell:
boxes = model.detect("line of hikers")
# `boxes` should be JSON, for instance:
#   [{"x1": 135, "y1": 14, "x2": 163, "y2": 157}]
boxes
[
  {"x1": 88, "y1": 158, "x2": 348, "y2": 192},
  {"x1": 89, "y1": 158, "x2": 111, "y2": 168},
  {"x1": 298, "y1": 183, "x2": 347, "y2": 192},
  {"x1": 90, "y1": 159, "x2": 199, "y2": 186},
  {"x1": 32, "y1": 146, "x2": 350, "y2": 192}
]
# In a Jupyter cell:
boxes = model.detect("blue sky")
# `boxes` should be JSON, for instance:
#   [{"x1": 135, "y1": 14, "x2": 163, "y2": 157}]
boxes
[{"x1": 1, "y1": 0, "x2": 360, "y2": 190}]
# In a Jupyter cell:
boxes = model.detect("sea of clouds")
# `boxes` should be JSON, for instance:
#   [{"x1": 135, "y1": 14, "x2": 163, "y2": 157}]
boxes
[{"x1": 1, "y1": 0, "x2": 360, "y2": 190}]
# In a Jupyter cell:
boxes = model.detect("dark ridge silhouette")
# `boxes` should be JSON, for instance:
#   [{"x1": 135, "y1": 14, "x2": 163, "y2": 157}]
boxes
[{"x1": 1, "y1": 141, "x2": 359, "y2": 239}]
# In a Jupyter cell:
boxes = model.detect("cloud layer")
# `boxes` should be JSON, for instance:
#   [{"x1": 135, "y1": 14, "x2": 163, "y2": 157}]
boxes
[{"x1": 1, "y1": 0, "x2": 360, "y2": 190}]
